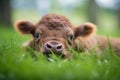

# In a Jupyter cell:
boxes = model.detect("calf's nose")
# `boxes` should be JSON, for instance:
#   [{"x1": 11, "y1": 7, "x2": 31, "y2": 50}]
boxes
[{"x1": 44, "y1": 41, "x2": 64, "y2": 53}]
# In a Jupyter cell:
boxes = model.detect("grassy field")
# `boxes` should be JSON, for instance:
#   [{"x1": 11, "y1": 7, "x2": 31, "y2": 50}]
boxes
[{"x1": 0, "y1": 25, "x2": 120, "y2": 80}]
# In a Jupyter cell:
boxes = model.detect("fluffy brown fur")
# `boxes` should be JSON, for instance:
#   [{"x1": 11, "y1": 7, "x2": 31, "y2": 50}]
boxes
[
  {"x1": 97, "y1": 35, "x2": 120, "y2": 56},
  {"x1": 38, "y1": 14, "x2": 73, "y2": 28},
  {"x1": 14, "y1": 14, "x2": 120, "y2": 59}
]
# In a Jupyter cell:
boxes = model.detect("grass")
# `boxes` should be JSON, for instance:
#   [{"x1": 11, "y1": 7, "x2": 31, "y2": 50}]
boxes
[{"x1": 0, "y1": 25, "x2": 120, "y2": 80}]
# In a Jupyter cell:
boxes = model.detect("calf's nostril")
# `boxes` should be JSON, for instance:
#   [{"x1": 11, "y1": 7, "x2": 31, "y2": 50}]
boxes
[
  {"x1": 46, "y1": 43, "x2": 52, "y2": 49},
  {"x1": 57, "y1": 45, "x2": 62, "y2": 49}
]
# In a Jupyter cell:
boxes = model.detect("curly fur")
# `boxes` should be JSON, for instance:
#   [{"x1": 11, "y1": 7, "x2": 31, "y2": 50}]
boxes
[{"x1": 38, "y1": 14, "x2": 73, "y2": 29}]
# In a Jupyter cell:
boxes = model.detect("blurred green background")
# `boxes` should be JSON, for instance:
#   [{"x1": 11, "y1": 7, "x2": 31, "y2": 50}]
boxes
[
  {"x1": 1, "y1": 0, "x2": 120, "y2": 50},
  {"x1": 0, "y1": 0, "x2": 120, "y2": 80},
  {"x1": 0, "y1": 0, "x2": 120, "y2": 35}
]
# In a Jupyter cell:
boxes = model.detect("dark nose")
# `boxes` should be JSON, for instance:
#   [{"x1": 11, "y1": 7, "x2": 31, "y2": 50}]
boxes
[{"x1": 44, "y1": 41, "x2": 64, "y2": 53}]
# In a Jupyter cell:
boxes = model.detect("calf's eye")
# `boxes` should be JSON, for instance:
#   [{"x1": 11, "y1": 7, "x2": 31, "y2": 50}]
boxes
[
  {"x1": 68, "y1": 35, "x2": 74, "y2": 41},
  {"x1": 35, "y1": 33, "x2": 41, "y2": 39}
]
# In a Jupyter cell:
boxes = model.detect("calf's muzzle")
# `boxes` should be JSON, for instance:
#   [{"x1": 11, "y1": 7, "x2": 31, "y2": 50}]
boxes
[{"x1": 44, "y1": 41, "x2": 64, "y2": 53}]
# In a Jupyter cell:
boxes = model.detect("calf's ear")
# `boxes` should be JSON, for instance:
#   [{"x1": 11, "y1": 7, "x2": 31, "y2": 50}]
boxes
[
  {"x1": 74, "y1": 22, "x2": 97, "y2": 38},
  {"x1": 14, "y1": 20, "x2": 35, "y2": 35}
]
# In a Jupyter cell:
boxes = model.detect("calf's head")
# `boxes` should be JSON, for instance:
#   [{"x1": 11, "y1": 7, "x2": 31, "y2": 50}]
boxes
[{"x1": 15, "y1": 14, "x2": 96, "y2": 58}]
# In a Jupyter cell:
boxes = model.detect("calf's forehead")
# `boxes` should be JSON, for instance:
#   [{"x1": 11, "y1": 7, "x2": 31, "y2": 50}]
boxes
[
  {"x1": 38, "y1": 14, "x2": 73, "y2": 29},
  {"x1": 36, "y1": 25, "x2": 73, "y2": 35},
  {"x1": 37, "y1": 14, "x2": 74, "y2": 31}
]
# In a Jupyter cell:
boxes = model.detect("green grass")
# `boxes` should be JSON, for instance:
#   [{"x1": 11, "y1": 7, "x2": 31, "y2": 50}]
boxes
[{"x1": 0, "y1": 26, "x2": 120, "y2": 80}]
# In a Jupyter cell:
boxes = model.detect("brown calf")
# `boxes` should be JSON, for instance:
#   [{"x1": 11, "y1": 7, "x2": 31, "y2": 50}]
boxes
[{"x1": 14, "y1": 14, "x2": 120, "y2": 59}]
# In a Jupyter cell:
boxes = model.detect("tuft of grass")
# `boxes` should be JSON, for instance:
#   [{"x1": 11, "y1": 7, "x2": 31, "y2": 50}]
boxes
[{"x1": 0, "y1": 26, "x2": 120, "y2": 80}]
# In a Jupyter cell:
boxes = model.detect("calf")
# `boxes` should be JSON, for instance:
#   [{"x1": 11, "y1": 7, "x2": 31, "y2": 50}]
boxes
[{"x1": 14, "y1": 14, "x2": 120, "y2": 59}]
